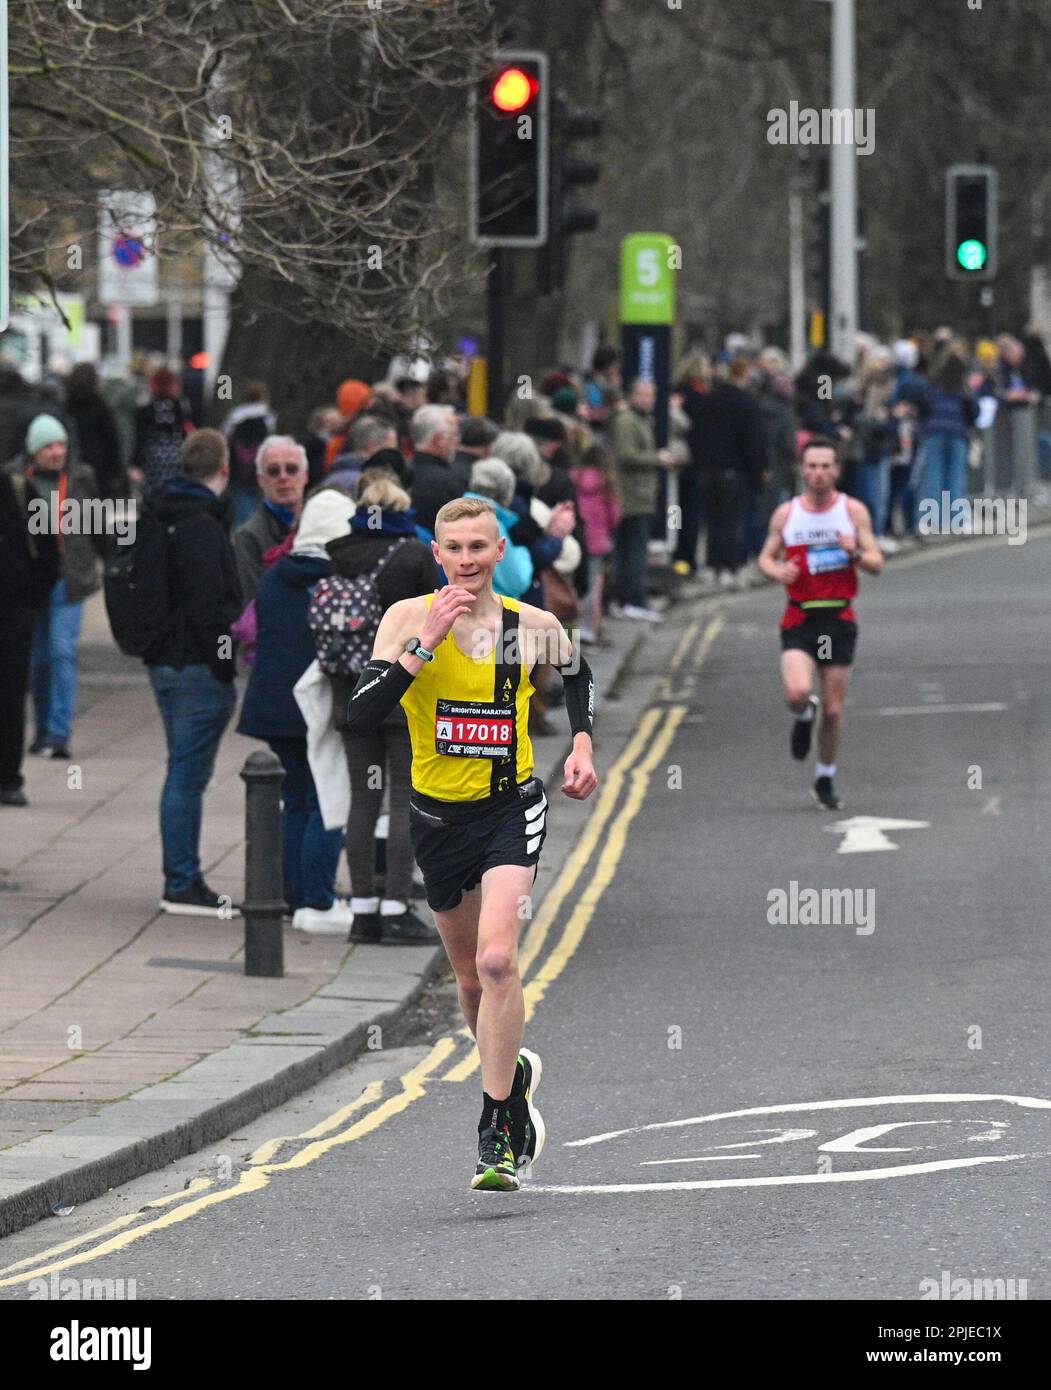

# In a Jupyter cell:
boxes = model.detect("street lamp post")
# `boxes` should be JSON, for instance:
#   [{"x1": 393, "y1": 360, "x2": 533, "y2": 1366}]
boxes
[
  {"x1": 829, "y1": 0, "x2": 859, "y2": 366},
  {"x1": 812, "y1": 0, "x2": 859, "y2": 367}
]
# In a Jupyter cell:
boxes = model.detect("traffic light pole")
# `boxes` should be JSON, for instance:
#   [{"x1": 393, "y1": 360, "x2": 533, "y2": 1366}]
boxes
[{"x1": 487, "y1": 249, "x2": 506, "y2": 420}]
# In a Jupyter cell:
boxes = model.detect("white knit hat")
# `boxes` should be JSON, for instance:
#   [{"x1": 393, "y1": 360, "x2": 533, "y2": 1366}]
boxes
[{"x1": 292, "y1": 489, "x2": 354, "y2": 553}]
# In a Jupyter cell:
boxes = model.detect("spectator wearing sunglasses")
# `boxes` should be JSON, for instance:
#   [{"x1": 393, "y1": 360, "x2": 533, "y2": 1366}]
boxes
[{"x1": 233, "y1": 436, "x2": 308, "y2": 603}]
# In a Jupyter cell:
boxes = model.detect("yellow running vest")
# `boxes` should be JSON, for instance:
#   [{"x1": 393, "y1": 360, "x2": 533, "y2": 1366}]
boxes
[{"x1": 400, "y1": 595, "x2": 535, "y2": 802}]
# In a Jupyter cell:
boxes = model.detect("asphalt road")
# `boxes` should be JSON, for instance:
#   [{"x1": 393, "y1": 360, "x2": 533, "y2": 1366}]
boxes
[{"x1": 3, "y1": 532, "x2": 1050, "y2": 1302}]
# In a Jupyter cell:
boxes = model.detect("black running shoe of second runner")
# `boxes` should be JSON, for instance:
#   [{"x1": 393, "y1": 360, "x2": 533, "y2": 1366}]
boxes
[
  {"x1": 508, "y1": 1049, "x2": 546, "y2": 1175},
  {"x1": 812, "y1": 775, "x2": 844, "y2": 811},
  {"x1": 470, "y1": 1109, "x2": 520, "y2": 1193},
  {"x1": 791, "y1": 694, "x2": 820, "y2": 761}
]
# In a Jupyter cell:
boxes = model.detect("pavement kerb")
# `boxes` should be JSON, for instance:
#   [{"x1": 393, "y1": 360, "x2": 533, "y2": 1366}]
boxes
[{"x1": 0, "y1": 624, "x2": 647, "y2": 1240}]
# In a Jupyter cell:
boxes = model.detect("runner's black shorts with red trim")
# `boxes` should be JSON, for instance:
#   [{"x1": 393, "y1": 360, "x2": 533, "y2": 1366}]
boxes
[
  {"x1": 780, "y1": 615, "x2": 858, "y2": 667},
  {"x1": 408, "y1": 777, "x2": 548, "y2": 913}
]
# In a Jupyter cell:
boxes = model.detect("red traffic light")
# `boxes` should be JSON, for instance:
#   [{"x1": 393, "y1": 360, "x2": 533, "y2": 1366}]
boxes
[{"x1": 491, "y1": 66, "x2": 538, "y2": 114}]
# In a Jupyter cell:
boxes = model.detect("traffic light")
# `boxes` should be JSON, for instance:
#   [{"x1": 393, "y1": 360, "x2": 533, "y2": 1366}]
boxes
[
  {"x1": 543, "y1": 100, "x2": 604, "y2": 291},
  {"x1": 946, "y1": 165, "x2": 998, "y2": 280},
  {"x1": 469, "y1": 52, "x2": 548, "y2": 248}
]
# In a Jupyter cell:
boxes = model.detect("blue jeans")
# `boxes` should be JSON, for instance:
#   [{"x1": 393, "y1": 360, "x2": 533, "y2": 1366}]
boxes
[
  {"x1": 917, "y1": 434, "x2": 969, "y2": 510},
  {"x1": 148, "y1": 665, "x2": 237, "y2": 895},
  {"x1": 855, "y1": 458, "x2": 890, "y2": 535},
  {"x1": 267, "y1": 736, "x2": 343, "y2": 912},
  {"x1": 30, "y1": 579, "x2": 86, "y2": 747},
  {"x1": 614, "y1": 513, "x2": 652, "y2": 608}
]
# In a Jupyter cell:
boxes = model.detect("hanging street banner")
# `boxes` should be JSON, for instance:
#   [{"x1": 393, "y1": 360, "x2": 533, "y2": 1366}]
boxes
[{"x1": 98, "y1": 191, "x2": 159, "y2": 307}]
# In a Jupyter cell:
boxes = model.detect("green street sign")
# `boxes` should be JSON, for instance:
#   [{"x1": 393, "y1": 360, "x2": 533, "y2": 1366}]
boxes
[{"x1": 620, "y1": 233, "x2": 677, "y2": 326}]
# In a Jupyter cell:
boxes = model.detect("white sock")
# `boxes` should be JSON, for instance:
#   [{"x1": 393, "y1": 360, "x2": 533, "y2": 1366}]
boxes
[
  {"x1": 797, "y1": 701, "x2": 816, "y2": 723},
  {"x1": 351, "y1": 896, "x2": 379, "y2": 914},
  {"x1": 815, "y1": 762, "x2": 836, "y2": 779},
  {"x1": 380, "y1": 899, "x2": 407, "y2": 917}
]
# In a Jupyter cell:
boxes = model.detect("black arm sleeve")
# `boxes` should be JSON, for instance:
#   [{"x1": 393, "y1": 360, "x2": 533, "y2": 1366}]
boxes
[
  {"x1": 555, "y1": 654, "x2": 595, "y2": 738},
  {"x1": 344, "y1": 659, "x2": 415, "y2": 736}
]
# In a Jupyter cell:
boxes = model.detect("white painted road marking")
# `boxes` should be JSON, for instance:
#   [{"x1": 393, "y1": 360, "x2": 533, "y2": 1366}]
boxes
[
  {"x1": 565, "y1": 1094, "x2": 1051, "y2": 1148},
  {"x1": 981, "y1": 796, "x2": 1003, "y2": 816},
  {"x1": 825, "y1": 816, "x2": 930, "y2": 853},
  {"x1": 544, "y1": 1095, "x2": 1051, "y2": 1195},
  {"x1": 531, "y1": 1154, "x2": 1033, "y2": 1196},
  {"x1": 855, "y1": 703, "x2": 1009, "y2": 717}
]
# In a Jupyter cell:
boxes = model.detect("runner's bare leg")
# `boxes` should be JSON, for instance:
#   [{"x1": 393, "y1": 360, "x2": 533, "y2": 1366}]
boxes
[
  {"x1": 817, "y1": 664, "x2": 851, "y2": 765},
  {"x1": 434, "y1": 885, "x2": 483, "y2": 1034},
  {"x1": 474, "y1": 863, "x2": 533, "y2": 1100}
]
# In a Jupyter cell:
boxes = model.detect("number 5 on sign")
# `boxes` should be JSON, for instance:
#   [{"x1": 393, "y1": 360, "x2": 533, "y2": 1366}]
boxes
[{"x1": 620, "y1": 233, "x2": 677, "y2": 327}]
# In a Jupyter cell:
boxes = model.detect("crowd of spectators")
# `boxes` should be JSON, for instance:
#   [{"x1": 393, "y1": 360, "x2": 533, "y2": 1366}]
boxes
[{"x1": 1, "y1": 323, "x2": 1047, "y2": 929}]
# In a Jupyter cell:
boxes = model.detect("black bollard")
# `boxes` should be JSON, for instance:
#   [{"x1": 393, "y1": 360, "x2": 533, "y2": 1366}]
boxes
[{"x1": 240, "y1": 749, "x2": 285, "y2": 977}]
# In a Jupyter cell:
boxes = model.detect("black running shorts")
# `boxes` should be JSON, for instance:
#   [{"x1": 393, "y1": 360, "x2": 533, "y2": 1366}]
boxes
[
  {"x1": 408, "y1": 777, "x2": 548, "y2": 913},
  {"x1": 780, "y1": 616, "x2": 858, "y2": 667}
]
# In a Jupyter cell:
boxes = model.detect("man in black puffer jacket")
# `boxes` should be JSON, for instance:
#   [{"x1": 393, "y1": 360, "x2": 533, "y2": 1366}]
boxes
[{"x1": 146, "y1": 429, "x2": 242, "y2": 917}]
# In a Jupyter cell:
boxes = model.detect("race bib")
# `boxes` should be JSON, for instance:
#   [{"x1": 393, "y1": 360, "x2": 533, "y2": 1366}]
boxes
[
  {"x1": 807, "y1": 544, "x2": 851, "y2": 575},
  {"x1": 435, "y1": 699, "x2": 514, "y2": 759}
]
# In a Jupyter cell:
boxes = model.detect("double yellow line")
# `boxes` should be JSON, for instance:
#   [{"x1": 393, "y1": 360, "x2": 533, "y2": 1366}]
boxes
[{"x1": 0, "y1": 616, "x2": 721, "y2": 1286}]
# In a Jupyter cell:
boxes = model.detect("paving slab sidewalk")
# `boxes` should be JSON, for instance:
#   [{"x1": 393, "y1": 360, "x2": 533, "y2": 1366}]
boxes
[{"x1": 0, "y1": 593, "x2": 642, "y2": 1237}]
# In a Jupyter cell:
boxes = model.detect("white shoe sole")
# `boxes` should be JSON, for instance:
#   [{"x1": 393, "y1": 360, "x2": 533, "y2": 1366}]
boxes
[
  {"x1": 159, "y1": 900, "x2": 240, "y2": 918},
  {"x1": 517, "y1": 1047, "x2": 546, "y2": 1178}
]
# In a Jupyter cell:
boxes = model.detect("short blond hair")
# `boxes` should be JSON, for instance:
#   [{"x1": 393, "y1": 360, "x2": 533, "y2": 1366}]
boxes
[{"x1": 434, "y1": 495, "x2": 500, "y2": 538}]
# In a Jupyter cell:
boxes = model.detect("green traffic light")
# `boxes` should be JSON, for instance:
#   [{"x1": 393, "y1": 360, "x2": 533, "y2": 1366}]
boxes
[{"x1": 957, "y1": 238, "x2": 988, "y2": 272}]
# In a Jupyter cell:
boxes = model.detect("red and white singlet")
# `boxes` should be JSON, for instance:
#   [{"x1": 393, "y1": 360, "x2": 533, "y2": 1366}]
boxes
[{"x1": 780, "y1": 492, "x2": 857, "y2": 630}]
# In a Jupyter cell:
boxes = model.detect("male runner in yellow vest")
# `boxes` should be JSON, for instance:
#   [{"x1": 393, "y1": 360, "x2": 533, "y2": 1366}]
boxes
[{"x1": 345, "y1": 496, "x2": 598, "y2": 1191}]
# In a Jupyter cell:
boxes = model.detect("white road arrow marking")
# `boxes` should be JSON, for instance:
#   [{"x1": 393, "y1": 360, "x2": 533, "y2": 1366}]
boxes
[{"x1": 825, "y1": 816, "x2": 930, "y2": 853}]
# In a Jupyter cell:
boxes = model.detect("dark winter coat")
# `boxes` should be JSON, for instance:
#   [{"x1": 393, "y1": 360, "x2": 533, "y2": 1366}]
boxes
[
  {"x1": 409, "y1": 450, "x2": 462, "y2": 534},
  {"x1": 233, "y1": 500, "x2": 295, "y2": 605},
  {"x1": 146, "y1": 476, "x2": 241, "y2": 682},
  {"x1": 326, "y1": 514, "x2": 441, "y2": 729},
  {"x1": 66, "y1": 390, "x2": 123, "y2": 497},
  {"x1": 237, "y1": 552, "x2": 332, "y2": 740},
  {"x1": 0, "y1": 369, "x2": 46, "y2": 467},
  {"x1": 0, "y1": 472, "x2": 59, "y2": 618},
  {"x1": 3, "y1": 456, "x2": 103, "y2": 603},
  {"x1": 683, "y1": 382, "x2": 767, "y2": 487}
]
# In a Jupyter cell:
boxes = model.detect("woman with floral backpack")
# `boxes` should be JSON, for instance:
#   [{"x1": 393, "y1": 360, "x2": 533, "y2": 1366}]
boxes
[{"x1": 321, "y1": 472, "x2": 440, "y2": 945}]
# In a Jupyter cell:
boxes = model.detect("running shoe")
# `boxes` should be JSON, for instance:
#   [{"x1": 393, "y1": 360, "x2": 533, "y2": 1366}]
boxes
[
  {"x1": 791, "y1": 694, "x2": 820, "y2": 761},
  {"x1": 470, "y1": 1111, "x2": 520, "y2": 1193},
  {"x1": 510, "y1": 1048, "x2": 546, "y2": 1176},
  {"x1": 380, "y1": 908, "x2": 440, "y2": 945},
  {"x1": 812, "y1": 776, "x2": 844, "y2": 811}
]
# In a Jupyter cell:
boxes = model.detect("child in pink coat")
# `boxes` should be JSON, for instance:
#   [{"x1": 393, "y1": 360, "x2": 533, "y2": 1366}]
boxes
[{"x1": 570, "y1": 443, "x2": 622, "y2": 644}]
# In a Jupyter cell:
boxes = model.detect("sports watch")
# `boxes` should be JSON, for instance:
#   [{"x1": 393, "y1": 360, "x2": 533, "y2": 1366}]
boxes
[{"x1": 404, "y1": 636, "x2": 436, "y2": 663}]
